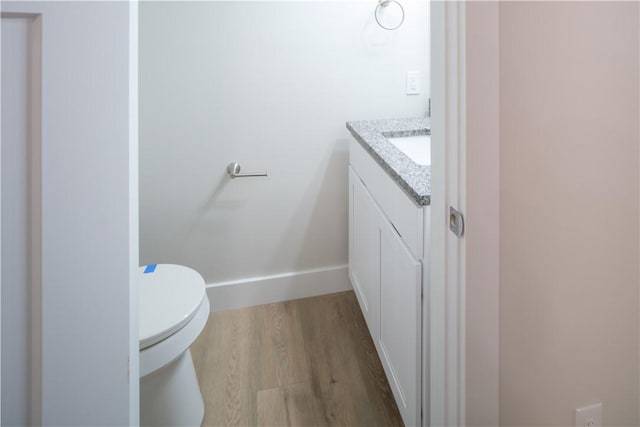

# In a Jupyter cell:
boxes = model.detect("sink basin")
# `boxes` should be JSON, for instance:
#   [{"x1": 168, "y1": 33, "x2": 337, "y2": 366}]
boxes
[{"x1": 386, "y1": 134, "x2": 431, "y2": 166}]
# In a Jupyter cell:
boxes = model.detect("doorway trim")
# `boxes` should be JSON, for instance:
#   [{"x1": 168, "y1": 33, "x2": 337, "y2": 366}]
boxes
[
  {"x1": 430, "y1": 2, "x2": 501, "y2": 425},
  {"x1": 430, "y1": 1, "x2": 467, "y2": 425}
]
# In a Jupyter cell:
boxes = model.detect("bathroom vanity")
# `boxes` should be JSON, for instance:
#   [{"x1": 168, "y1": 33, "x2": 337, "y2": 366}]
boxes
[{"x1": 346, "y1": 117, "x2": 430, "y2": 427}]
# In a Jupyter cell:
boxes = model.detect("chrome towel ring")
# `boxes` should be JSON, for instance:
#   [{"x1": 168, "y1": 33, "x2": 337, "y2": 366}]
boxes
[{"x1": 375, "y1": 0, "x2": 405, "y2": 31}]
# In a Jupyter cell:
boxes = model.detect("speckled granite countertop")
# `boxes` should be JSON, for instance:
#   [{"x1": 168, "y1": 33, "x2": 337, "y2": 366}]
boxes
[{"x1": 346, "y1": 117, "x2": 431, "y2": 206}]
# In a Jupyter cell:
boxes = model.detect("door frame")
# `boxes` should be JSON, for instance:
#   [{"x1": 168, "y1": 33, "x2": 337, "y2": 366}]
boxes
[
  {"x1": 429, "y1": 1, "x2": 466, "y2": 424},
  {"x1": 128, "y1": 1, "x2": 140, "y2": 424},
  {"x1": 0, "y1": 12, "x2": 43, "y2": 426},
  {"x1": 430, "y1": 1, "x2": 500, "y2": 425},
  {"x1": 0, "y1": 2, "x2": 139, "y2": 425}
]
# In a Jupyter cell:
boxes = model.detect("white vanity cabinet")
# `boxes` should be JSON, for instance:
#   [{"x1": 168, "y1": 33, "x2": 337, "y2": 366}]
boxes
[
  {"x1": 349, "y1": 166, "x2": 382, "y2": 341},
  {"x1": 348, "y1": 138, "x2": 427, "y2": 427},
  {"x1": 379, "y1": 217, "x2": 422, "y2": 425}
]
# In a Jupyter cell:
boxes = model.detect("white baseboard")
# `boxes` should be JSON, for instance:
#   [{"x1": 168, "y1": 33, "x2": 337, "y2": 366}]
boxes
[{"x1": 206, "y1": 264, "x2": 352, "y2": 312}]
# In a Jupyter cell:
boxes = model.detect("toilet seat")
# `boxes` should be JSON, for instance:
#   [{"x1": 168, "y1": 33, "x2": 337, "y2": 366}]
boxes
[
  {"x1": 139, "y1": 264, "x2": 209, "y2": 377},
  {"x1": 140, "y1": 295, "x2": 209, "y2": 378},
  {"x1": 139, "y1": 264, "x2": 206, "y2": 349}
]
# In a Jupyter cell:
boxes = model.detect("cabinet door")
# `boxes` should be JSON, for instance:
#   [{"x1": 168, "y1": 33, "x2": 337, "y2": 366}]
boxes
[
  {"x1": 348, "y1": 167, "x2": 380, "y2": 340},
  {"x1": 379, "y1": 220, "x2": 422, "y2": 427}
]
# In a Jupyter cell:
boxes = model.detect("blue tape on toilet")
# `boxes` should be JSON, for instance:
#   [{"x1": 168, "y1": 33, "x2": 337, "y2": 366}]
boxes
[{"x1": 144, "y1": 264, "x2": 157, "y2": 274}]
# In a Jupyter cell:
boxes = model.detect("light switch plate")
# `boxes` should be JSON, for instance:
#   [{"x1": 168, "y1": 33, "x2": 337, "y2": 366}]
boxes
[{"x1": 575, "y1": 403, "x2": 602, "y2": 427}]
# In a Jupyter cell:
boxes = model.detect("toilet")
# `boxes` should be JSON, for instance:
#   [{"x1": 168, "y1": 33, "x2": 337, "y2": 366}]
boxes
[{"x1": 139, "y1": 264, "x2": 210, "y2": 426}]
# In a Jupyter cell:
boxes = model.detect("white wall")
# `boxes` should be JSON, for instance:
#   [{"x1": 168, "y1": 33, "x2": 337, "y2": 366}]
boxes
[
  {"x1": 499, "y1": 2, "x2": 639, "y2": 425},
  {"x1": 139, "y1": 1, "x2": 429, "y2": 290},
  {"x1": 1, "y1": 2, "x2": 137, "y2": 425}
]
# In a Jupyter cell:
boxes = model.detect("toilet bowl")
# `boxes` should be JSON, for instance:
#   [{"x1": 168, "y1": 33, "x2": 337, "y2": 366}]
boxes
[{"x1": 139, "y1": 264, "x2": 210, "y2": 427}]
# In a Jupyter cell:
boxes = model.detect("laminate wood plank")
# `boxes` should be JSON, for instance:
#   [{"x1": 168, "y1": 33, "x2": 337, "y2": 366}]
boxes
[
  {"x1": 284, "y1": 381, "x2": 326, "y2": 426},
  {"x1": 343, "y1": 292, "x2": 404, "y2": 426},
  {"x1": 258, "y1": 301, "x2": 310, "y2": 390},
  {"x1": 256, "y1": 387, "x2": 289, "y2": 427},
  {"x1": 297, "y1": 292, "x2": 378, "y2": 426},
  {"x1": 192, "y1": 291, "x2": 404, "y2": 427},
  {"x1": 257, "y1": 381, "x2": 329, "y2": 427},
  {"x1": 199, "y1": 307, "x2": 260, "y2": 426}
]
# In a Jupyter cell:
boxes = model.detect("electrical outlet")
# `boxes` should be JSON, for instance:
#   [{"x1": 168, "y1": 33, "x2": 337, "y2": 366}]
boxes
[
  {"x1": 575, "y1": 403, "x2": 602, "y2": 427},
  {"x1": 406, "y1": 71, "x2": 420, "y2": 95}
]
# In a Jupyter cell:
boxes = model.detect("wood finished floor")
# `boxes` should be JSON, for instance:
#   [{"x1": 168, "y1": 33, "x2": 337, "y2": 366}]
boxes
[{"x1": 191, "y1": 291, "x2": 404, "y2": 427}]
